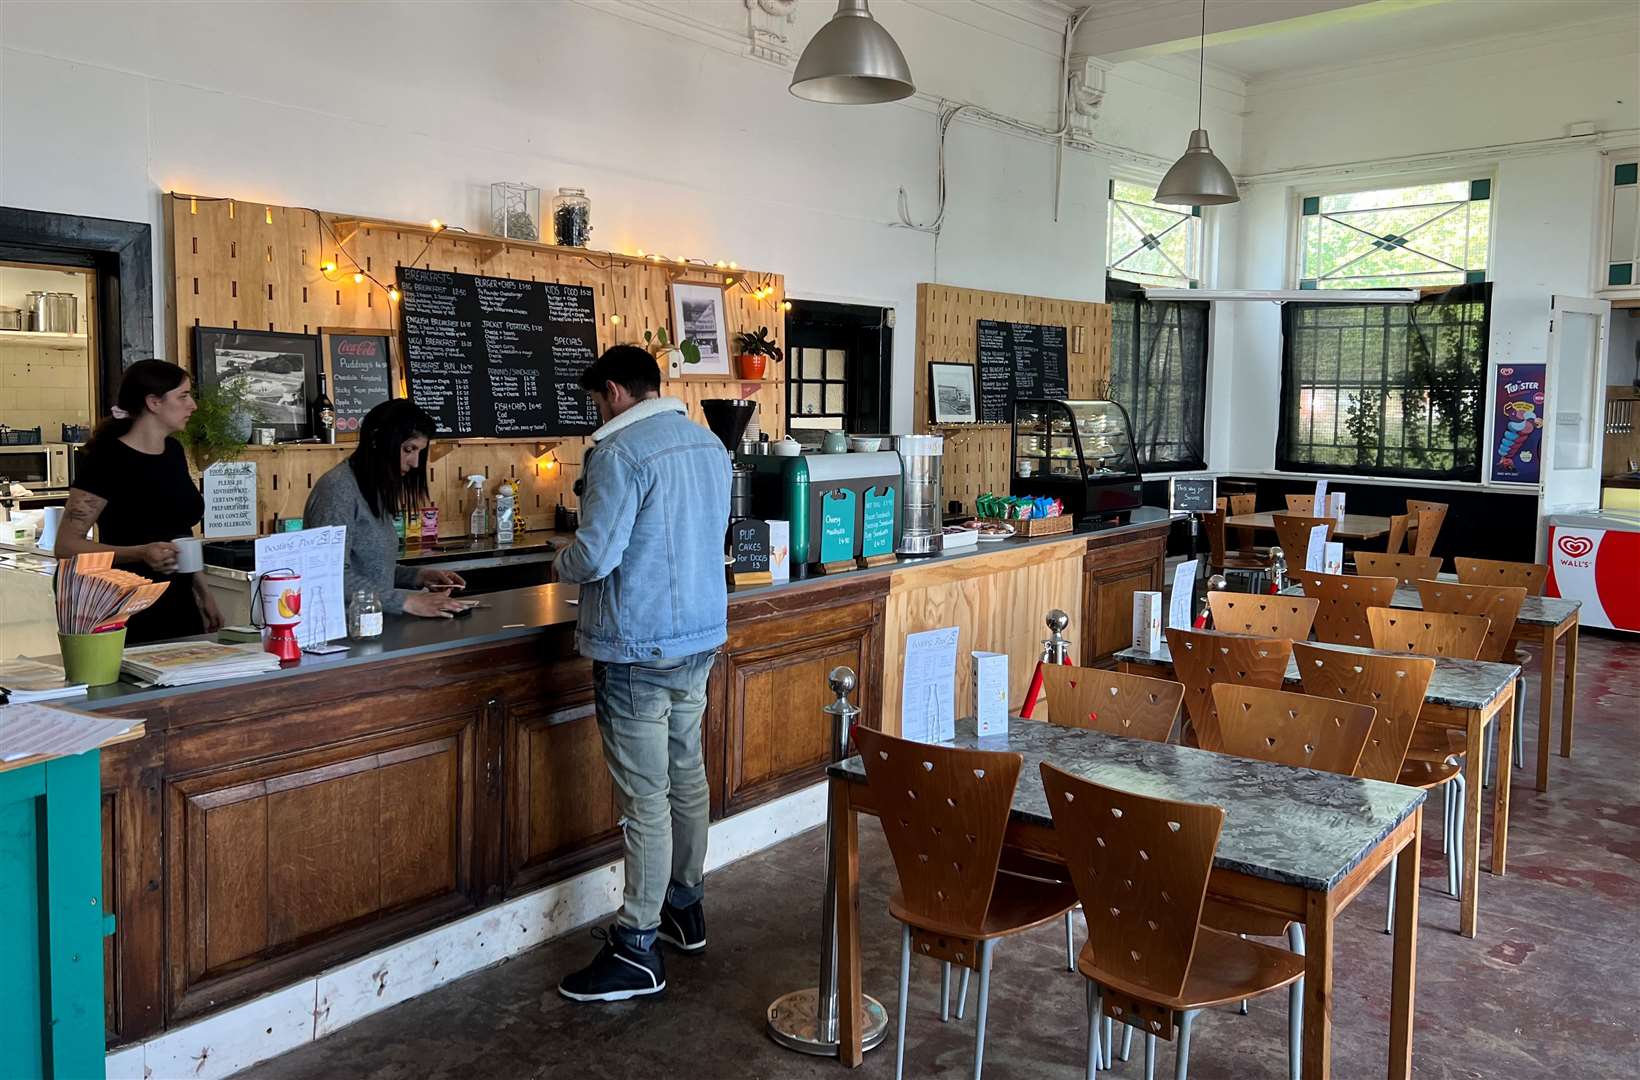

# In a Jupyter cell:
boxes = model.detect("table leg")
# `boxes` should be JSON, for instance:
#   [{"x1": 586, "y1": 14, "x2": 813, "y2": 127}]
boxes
[
  {"x1": 832, "y1": 778, "x2": 863, "y2": 1067},
  {"x1": 1561, "y1": 619, "x2": 1578, "y2": 760},
  {"x1": 1492, "y1": 685, "x2": 1513, "y2": 878},
  {"x1": 1460, "y1": 711, "x2": 1484, "y2": 938},
  {"x1": 1302, "y1": 890, "x2": 1335, "y2": 1080},
  {"x1": 1536, "y1": 623, "x2": 1558, "y2": 793},
  {"x1": 1388, "y1": 809, "x2": 1421, "y2": 1080}
]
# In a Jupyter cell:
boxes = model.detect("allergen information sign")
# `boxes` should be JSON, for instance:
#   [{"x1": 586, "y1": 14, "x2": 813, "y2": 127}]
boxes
[
  {"x1": 397, "y1": 266, "x2": 600, "y2": 439},
  {"x1": 202, "y1": 461, "x2": 257, "y2": 538}
]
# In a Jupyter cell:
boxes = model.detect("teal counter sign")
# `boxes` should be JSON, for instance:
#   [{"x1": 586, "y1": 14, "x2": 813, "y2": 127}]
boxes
[{"x1": 819, "y1": 489, "x2": 857, "y2": 564}]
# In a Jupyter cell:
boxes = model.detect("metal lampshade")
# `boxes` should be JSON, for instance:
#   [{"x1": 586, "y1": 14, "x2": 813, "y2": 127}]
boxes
[
  {"x1": 1154, "y1": 129, "x2": 1239, "y2": 206},
  {"x1": 790, "y1": 0, "x2": 915, "y2": 105}
]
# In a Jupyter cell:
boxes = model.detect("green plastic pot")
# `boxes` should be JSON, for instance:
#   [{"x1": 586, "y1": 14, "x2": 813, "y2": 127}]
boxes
[{"x1": 58, "y1": 629, "x2": 127, "y2": 687}]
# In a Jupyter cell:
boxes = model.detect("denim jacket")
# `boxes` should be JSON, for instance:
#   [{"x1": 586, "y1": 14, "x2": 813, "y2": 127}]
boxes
[{"x1": 554, "y1": 397, "x2": 730, "y2": 663}]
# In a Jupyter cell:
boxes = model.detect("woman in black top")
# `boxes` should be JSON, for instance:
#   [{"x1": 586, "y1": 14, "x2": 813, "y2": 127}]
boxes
[{"x1": 57, "y1": 359, "x2": 222, "y2": 643}]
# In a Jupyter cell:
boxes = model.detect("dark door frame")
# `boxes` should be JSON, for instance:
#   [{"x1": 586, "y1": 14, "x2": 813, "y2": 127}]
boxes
[
  {"x1": 0, "y1": 206, "x2": 154, "y2": 411},
  {"x1": 784, "y1": 298, "x2": 894, "y2": 435}
]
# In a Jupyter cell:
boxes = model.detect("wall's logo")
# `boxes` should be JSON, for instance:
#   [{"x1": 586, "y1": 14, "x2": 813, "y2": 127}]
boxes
[{"x1": 1557, "y1": 535, "x2": 1594, "y2": 559}]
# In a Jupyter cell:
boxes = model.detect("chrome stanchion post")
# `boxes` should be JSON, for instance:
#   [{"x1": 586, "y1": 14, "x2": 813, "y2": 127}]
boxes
[
  {"x1": 1044, "y1": 608, "x2": 1072, "y2": 666},
  {"x1": 766, "y1": 667, "x2": 890, "y2": 1056}
]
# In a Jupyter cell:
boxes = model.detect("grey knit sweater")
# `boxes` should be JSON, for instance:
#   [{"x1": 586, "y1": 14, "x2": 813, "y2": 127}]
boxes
[{"x1": 302, "y1": 463, "x2": 421, "y2": 614}]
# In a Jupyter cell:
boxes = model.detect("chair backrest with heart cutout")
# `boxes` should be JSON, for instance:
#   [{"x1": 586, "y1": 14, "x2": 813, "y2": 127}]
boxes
[
  {"x1": 1209, "y1": 682, "x2": 1377, "y2": 775},
  {"x1": 1165, "y1": 627, "x2": 1294, "y2": 749},
  {"x1": 1366, "y1": 607, "x2": 1490, "y2": 660},
  {"x1": 1041, "y1": 665, "x2": 1184, "y2": 743},
  {"x1": 1293, "y1": 642, "x2": 1435, "y2": 783}
]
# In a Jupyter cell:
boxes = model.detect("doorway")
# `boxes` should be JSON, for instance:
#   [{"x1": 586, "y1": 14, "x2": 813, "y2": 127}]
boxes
[
  {"x1": 784, "y1": 300, "x2": 893, "y2": 441},
  {"x1": 1, "y1": 262, "x2": 99, "y2": 449}
]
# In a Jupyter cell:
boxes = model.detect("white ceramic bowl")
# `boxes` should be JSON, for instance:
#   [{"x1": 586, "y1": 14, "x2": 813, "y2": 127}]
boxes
[
  {"x1": 771, "y1": 441, "x2": 801, "y2": 457},
  {"x1": 847, "y1": 436, "x2": 882, "y2": 453}
]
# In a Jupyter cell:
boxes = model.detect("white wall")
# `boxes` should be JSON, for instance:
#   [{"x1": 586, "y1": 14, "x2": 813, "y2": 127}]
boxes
[
  {"x1": 0, "y1": 0, "x2": 1242, "y2": 435},
  {"x1": 1221, "y1": 11, "x2": 1640, "y2": 483}
]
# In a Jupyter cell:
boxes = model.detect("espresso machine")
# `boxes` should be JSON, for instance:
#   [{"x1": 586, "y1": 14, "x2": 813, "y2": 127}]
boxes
[{"x1": 702, "y1": 399, "x2": 757, "y2": 521}]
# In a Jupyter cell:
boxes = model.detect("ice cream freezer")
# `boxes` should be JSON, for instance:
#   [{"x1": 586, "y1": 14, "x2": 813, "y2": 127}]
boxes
[{"x1": 1546, "y1": 510, "x2": 1640, "y2": 633}]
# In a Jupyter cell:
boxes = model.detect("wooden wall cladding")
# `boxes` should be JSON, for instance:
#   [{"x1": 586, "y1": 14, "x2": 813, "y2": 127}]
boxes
[
  {"x1": 165, "y1": 194, "x2": 786, "y2": 533},
  {"x1": 914, "y1": 283, "x2": 1112, "y2": 515}
]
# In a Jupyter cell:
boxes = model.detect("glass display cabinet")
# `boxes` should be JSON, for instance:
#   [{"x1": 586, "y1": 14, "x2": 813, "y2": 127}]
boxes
[{"x1": 1010, "y1": 398, "x2": 1144, "y2": 521}]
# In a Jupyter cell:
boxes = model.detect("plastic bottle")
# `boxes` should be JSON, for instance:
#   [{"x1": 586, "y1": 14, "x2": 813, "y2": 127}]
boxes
[
  {"x1": 465, "y1": 475, "x2": 488, "y2": 539},
  {"x1": 495, "y1": 480, "x2": 516, "y2": 545}
]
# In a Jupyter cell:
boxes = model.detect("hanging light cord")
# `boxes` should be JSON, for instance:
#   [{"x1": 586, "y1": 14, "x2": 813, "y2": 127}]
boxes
[{"x1": 1197, "y1": 0, "x2": 1207, "y2": 129}]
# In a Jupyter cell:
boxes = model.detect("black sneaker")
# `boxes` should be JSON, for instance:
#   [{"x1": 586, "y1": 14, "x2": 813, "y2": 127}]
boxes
[
  {"x1": 657, "y1": 899, "x2": 706, "y2": 953},
  {"x1": 557, "y1": 927, "x2": 666, "y2": 1003}
]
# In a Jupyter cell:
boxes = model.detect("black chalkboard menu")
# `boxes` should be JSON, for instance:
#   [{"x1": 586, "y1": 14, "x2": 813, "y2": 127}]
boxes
[
  {"x1": 730, "y1": 519, "x2": 771, "y2": 578},
  {"x1": 975, "y1": 319, "x2": 1070, "y2": 423},
  {"x1": 397, "y1": 267, "x2": 600, "y2": 439},
  {"x1": 322, "y1": 330, "x2": 394, "y2": 436},
  {"x1": 1169, "y1": 476, "x2": 1217, "y2": 513}
]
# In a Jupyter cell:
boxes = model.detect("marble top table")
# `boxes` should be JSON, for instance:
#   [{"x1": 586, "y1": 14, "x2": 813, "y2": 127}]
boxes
[
  {"x1": 1224, "y1": 510, "x2": 1392, "y2": 540},
  {"x1": 1114, "y1": 638, "x2": 1521, "y2": 710},
  {"x1": 1281, "y1": 582, "x2": 1581, "y2": 628},
  {"x1": 830, "y1": 716, "x2": 1423, "y2": 892}
]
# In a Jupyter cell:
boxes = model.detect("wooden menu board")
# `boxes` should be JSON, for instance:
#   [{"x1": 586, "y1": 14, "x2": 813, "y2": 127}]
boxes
[
  {"x1": 397, "y1": 266, "x2": 600, "y2": 439},
  {"x1": 320, "y1": 328, "x2": 396, "y2": 438},
  {"x1": 975, "y1": 319, "x2": 1070, "y2": 423}
]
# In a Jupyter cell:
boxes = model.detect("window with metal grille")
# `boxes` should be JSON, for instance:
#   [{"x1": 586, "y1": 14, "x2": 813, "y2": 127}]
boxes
[
  {"x1": 1277, "y1": 284, "x2": 1490, "y2": 480},
  {"x1": 1107, "y1": 179, "x2": 1202, "y2": 289},
  {"x1": 1297, "y1": 178, "x2": 1491, "y2": 289},
  {"x1": 1106, "y1": 278, "x2": 1208, "y2": 471},
  {"x1": 788, "y1": 346, "x2": 847, "y2": 431}
]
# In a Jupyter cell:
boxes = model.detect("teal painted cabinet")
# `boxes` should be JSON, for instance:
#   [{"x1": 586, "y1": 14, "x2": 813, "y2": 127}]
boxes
[{"x1": 0, "y1": 750, "x2": 110, "y2": 1080}]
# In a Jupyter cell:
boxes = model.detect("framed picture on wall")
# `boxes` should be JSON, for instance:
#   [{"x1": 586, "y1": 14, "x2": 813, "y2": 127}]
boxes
[
  {"x1": 670, "y1": 282, "x2": 731, "y2": 376},
  {"x1": 929, "y1": 362, "x2": 978, "y2": 424},
  {"x1": 193, "y1": 326, "x2": 320, "y2": 441},
  {"x1": 319, "y1": 327, "x2": 399, "y2": 440}
]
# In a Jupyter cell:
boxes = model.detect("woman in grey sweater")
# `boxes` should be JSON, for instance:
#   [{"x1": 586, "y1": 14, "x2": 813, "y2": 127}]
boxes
[{"x1": 303, "y1": 400, "x2": 468, "y2": 618}]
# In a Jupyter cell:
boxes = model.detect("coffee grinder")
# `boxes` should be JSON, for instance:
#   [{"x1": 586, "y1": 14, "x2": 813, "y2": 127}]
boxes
[{"x1": 702, "y1": 399, "x2": 757, "y2": 521}]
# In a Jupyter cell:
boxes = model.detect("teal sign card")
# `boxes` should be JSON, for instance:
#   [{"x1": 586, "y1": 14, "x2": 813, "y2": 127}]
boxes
[
  {"x1": 819, "y1": 489, "x2": 857, "y2": 564},
  {"x1": 861, "y1": 485, "x2": 896, "y2": 558}
]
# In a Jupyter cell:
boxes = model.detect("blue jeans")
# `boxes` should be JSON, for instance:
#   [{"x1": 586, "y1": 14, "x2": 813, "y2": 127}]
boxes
[{"x1": 592, "y1": 650, "x2": 715, "y2": 945}]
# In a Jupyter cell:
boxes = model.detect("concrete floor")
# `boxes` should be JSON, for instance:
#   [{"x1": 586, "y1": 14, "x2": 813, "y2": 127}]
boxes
[{"x1": 243, "y1": 632, "x2": 1640, "y2": 1080}]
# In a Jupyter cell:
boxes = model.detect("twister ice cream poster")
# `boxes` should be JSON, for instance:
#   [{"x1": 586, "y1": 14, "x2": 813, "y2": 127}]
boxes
[{"x1": 1491, "y1": 363, "x2": 1545, "y2": 484}]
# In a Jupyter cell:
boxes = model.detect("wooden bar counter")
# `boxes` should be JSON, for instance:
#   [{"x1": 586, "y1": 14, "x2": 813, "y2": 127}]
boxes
[{"x1": 81, "y1": 510, "x2": 1170, "y2": 1046}]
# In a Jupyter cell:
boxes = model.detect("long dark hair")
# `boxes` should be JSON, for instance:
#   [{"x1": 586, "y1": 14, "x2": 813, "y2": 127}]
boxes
[
  {"x1": 87, "y1": 359, "x2": 189, "y2": 452},
  {"x1": 349, "y1": 399, "x2": 436, "y2": 518}
]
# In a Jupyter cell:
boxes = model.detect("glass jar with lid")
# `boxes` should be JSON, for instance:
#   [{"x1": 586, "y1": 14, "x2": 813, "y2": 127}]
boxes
[
  {"x1": 348, "y1": 589, "x2": 384, "y2": 640},
  {"x1": 550, "y1": 187, "x2": 592, "y2": 247}
]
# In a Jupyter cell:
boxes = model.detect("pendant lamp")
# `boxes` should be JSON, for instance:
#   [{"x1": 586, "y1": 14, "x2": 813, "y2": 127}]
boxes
[
  {"x1": 790, "y1": 0, "x2": 915, "y2": 105},
  {"x1": 1155, "y1": 0, "x2": 1238, "y2": 206}
]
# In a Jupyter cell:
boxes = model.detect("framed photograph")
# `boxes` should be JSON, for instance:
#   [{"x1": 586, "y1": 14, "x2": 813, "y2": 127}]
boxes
[
  {"x1": 319, "y1": 327, "x2": 399, "y2": 441},
  {"x1": 194, "y1": 326, "x2": 320, "y2": 440},
  {"x1": 670, "y1": 282, "x2": 731, "y2": 376},
  {"x1": 929, "y1": 362, "x2": 978, "y2": 424}
]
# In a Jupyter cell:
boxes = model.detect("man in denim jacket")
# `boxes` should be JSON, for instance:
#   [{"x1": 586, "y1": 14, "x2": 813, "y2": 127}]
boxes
[{"x1": 555, "y1": 345, "x2": 730, "y2": 1003}]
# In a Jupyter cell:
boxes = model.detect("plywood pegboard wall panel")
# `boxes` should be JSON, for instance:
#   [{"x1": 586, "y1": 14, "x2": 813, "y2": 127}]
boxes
[
  {"x1": 165, "y1": 193, "x2": 786, "y2": 535},
  {"x1": 914, "y1": 283, "x2": 1111, "y2": 515}
]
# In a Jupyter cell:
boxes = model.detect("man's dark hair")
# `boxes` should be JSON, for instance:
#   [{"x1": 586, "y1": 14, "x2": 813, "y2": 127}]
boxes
[{"x1": 578, "y1": 344, "x2": 661, "y2": 398}]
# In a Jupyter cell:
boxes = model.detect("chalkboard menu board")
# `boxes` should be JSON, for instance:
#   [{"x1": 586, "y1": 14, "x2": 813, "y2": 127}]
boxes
[
  {"x1": 397, "y1": 267, "x2": 600, "y2": 439},
  {"x1": 322, "y1": 330, "x2": 394, "y2": 436},
  {"x1": 975, "y1": 319, "x2": 1070, "y2": 423},
  {"x1": 1169, "y1": 476, "x2": 1217, "y2": 513},
  {"x1": 730, "y1": 519, "x2": 772, "y2": 579}
]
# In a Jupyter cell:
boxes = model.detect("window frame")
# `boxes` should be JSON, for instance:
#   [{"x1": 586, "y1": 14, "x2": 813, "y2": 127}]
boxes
[
  {"x1": 1286, "y1": 167, "x2": 1498, "y2": 292},
  {"x1": 1104, "y1": 277, "x2": 1211, "y2": 473},
  {"x1": 786, "y1": 344, "x2": 848, "y2": 431},
  {"x1": 1106, "y1": 172, "x2": 1212, "y2": 292}
]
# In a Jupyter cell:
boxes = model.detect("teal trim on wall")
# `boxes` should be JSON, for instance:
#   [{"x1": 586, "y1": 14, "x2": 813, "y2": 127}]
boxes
[
  {"x1": 1470, "y1": 178, "x2": 1492, "y2": 200},
  {"x1": 1610, "y1": 263, "x2": 1634, "y2": 286},
  {"x1": 1615, "y1": 162, "x2": 1638, "y2": 186},
  {"x1": 1301, "y1": 196, "x2": 1321, "y2": 216}
]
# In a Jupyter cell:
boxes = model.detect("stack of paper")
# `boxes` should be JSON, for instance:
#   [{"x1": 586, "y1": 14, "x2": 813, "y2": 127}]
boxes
[
  {"x1": 0, "y1": 703, "x2": 136, "y2": 763},
  {"x1": 120, "y1": 641, "x2": 281, "y2": 687},
  {"x1": 0, "y1": 658, "x2": 88, "y2": 704}
]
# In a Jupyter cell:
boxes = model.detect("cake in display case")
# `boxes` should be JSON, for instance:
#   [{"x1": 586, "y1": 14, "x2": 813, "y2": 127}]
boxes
[{"x1": 1010, "y1": 398, "x2": 1143, "y2": 522}]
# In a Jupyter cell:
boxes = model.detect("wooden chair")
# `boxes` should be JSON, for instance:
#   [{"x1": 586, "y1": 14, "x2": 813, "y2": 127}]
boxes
[
  {"x1": 1165, "y1": 627, "x2": 1293, "y2": 749},
  {"x1": 1354, "y1": 552, "x2": 1442, "y2": 586},
  {"x1": 1366, "y1": 607, "x2": 1490, "y2": 660},
  {"x1": 1206, "y1": 592, "x2": 1319, "y2": 640},
  {"x1": 1041, "y1": 764, "x2": 1304, "y2": 1080},
  {"x1": 1219, "y1": 494, "x2": 1258, "y2": 556},
  {"x1": 1291, "y1": 571, "x2": 1398, "y2": 647},
  {"x1": 1385, "y1": 513, "x2": 1409, "y2": 555},
  {"x1": 854, "y1": 727, "x2": 1078, "y2": 1080},
  {"x1": 1414, "y1": 579, "x2": 1526, "y2": 664},
  {"x1": 1284, "y1": 493, "x2": 1316, "y2": 514},
  {"x1": 1455, "y1": 557, "x2": 1548, "y2": 596},
  {"x1": 1295, "y1": 643, "x2": 1462, "y2": 915},
  {"x1": 1271, "y1": 514, "x2": 1335, "y2": 575},
  {"x1": 1207, "y1": 683, "x2": 1377, "y2": 776},
  {"x1": 1041, "y1": 665, "x2": 1184, "y2": 743},
  {"x1": 1405, "y1": 500, "x2": 1448, "y2": 557},
  {"x1": 1202, "y1": 510, "x2": 1265, "y2": 573}
]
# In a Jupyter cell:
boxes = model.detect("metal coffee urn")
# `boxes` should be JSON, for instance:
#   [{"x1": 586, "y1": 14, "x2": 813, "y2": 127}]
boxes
[{"x1": 895, "y1": 434, "x2": 944, "y2": 556}]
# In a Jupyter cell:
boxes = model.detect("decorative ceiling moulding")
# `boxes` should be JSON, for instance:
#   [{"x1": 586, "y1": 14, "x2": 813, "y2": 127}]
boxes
[
  {"x1": 745, "y1": 0, "x2": 799, "y2": 66},
  {"x1": 1067, "y1": 55, "x2": 1110, "y2": 140},
  {"x1": 1236, "y1": 127, "x2": 1640, "y2": 188}
]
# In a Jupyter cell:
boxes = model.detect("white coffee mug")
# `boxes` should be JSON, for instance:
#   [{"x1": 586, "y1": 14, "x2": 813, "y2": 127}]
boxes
[
  {"x1": 38, "y1": 506, "x2": 63, "y2": 550},
  {"x1": 172, "y1": 536, "x2": 205, "y2": 573}
]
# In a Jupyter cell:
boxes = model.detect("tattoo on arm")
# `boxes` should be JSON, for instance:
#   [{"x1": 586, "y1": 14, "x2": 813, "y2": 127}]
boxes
[{"x1": 59, "y1": 490, "x2": 107, "y2": 549}]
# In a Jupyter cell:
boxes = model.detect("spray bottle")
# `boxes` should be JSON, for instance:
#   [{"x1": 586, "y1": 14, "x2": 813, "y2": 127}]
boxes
[
  {"x1": 495, "y1": 480, "x2": 517, "y2": 545},
  {"x1": 465, "y1": 475, "x2": 488, "y2": 539}
]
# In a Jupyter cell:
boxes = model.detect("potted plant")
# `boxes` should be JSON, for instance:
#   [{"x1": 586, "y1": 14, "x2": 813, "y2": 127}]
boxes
[
  {"x1": 734, "y1": 326, "x2": 783, "y2": 380},
  {"x1": 643, "y1": 326, "x2": 702, "y2": 377},
  {"x1": 179, "y1": 383, "x2": 265, "y2": 471}
]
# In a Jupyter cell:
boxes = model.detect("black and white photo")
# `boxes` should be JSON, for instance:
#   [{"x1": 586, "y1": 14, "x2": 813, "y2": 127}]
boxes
[
  {"x1": 670, "y1": 283, "x2": 730, "y2": 376},
  {"x1": 194, "y1": 327, "x2": 321, "y2": 439},
  {"x1": 929, "y1": 362, "x2": 978, "y2": 424}
]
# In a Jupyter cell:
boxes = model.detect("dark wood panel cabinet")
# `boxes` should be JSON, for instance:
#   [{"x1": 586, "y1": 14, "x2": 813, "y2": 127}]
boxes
[
  {"x1": 1082, "y1": 526, "x2": 1169, "y2": 667},
  {"x1": 506, "y1": 698, "x2": 622, "y2": 893}
]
